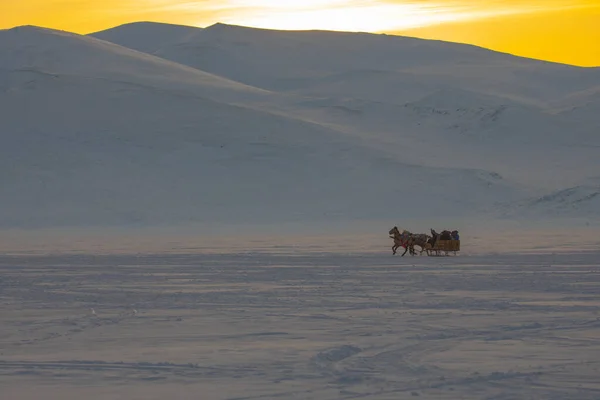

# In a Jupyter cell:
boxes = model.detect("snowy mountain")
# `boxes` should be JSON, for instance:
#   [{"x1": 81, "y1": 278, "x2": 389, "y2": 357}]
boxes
[
  {"x1": 0, "y1": 25, "x2": 521, "y2": 228},
  {"x1": 91, "y1": 22, "x2": 600, "y2": 192},
  {"x1": 497, "y1": 184, "x2": 600, "y2": 220},
  {"x1": 551, "y1": 86, "x2": 600, "y2": 130},
  {"x1": 91, "y1": 21, "x2": 203, "y2": 55},
  {"x1": 91, "y1": 22, "x2": 600, "y2": 105},
  {"x1": 1, "y1": 23, "x2": 599, "y2": 228},
  {"x1": 2, "y1": 26, "x2": 276, "y2": 100}
]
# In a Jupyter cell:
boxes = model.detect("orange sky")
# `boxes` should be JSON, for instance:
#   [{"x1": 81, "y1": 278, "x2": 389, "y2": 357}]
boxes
[{"x1": 2, "y1": 0, "x2": 599, "y2": 66}]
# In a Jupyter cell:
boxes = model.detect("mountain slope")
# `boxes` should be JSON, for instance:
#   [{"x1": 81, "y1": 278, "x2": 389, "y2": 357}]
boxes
[
  {"x1": 497, "y1": 184, "x2": 600, "y2": 220},
  {"x1": 552, "y1": 86, "x2": 600, "y2": 129},
  {"x1": 285, "y1": 87, "x2": 600, "y2": 191},
  {"x1": 1, "y1": 25, "x2": 271, "y2": 103},
  {"x1": 1, "y1": 26, "x2": 523, "y2": 228},
  {"x1": 89, "y1": 23, "x2": 600, "y2": 197},
  {"x1": 91, "y1": 22, "x2": 600, "y2": 105},
  {"x1": 91, "y1": 21, "x2": 202, "y2": 54}
]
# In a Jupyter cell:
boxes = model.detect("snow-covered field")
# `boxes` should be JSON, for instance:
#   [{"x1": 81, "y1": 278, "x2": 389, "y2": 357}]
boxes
[
  {"x1": 2, "y1": 20, "x2": 599, "y2": 399},
  {"x1": 2, "y1": 245, "x2": 600, "y2": 400}
]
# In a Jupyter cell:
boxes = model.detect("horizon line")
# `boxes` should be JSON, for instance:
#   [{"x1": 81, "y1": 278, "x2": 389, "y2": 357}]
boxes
[{"x1": 3, "y1": 20, "x2": 598, "y2": 69}]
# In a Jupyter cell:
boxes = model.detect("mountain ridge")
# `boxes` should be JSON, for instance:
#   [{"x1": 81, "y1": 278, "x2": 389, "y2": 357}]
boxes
[
  {"x1": 91, "y1": 21, "x2": 599, "y2": 70},
  {"x1": 1, "y1": 22, "x2": 598, "y2": 228},
  {"x1": 88, "y1": 21, "x2": 600, "y2": 108}
]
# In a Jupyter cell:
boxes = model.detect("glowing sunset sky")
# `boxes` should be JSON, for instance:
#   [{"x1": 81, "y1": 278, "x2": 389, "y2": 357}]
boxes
[{"x1": 2, "y1": 0, "x2": 599, "y2": 66}]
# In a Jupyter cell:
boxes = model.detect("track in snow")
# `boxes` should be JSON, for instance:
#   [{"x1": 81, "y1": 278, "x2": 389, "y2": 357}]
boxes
[{"x1": 1, "y1": 251, "x2": 600, "y2": 399}]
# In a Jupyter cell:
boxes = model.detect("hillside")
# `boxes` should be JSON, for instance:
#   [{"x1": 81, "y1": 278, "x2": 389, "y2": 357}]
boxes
[
  {"x1": 91, "y1": 21, "x2": 203, "y2": 54},
  {"x1": 92, "y1": 22, "x2": 600, "y2": 105},
  {"x1": 90, "y1": 22, "x2": 600, "y2": 194},
  {"x1": 497, "y1": 184, "x2": 600, "y2": 220},
  {"x1": 552, "y1": 86, "x2": 600, "y2": 130},
  {"x1": 1, "y1": 26, "x2": 271, "y2": 103},
  {"x1": 1, "y1": 23, "x2": 598, "y2": 228},
  {"x1": 0, "y1": 25, "x2": 525, "y2": 228}
]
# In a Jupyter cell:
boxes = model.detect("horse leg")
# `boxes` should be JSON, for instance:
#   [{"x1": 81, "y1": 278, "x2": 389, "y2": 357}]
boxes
[
  {"x1": 401, "y1": 246, "x2": 409, "y2": 257},
  {"x1": 392, "y1": 244, "x2": 398, "y2": 255}
]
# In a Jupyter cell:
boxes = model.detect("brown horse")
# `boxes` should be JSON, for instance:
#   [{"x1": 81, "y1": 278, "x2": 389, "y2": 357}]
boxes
[{"x1": 388, "y1": 226, "x2": 417, "y2": 256}]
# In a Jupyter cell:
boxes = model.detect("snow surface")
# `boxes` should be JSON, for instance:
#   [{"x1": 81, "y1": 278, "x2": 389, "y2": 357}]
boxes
[
  {"x1": 1, "y1": 22, "x2": 599, "y2": 228},
  {"x1": 2, "y1": 247, "x2": 600, "y2": 400},
  {"x1": 499, "y1": 184, "x2": 600, "y2": 219},
  {"x1": 91, "y1": 21, "x2": 203, "y2": 55},
  {"x1": 2, "y1": 22, "x2": 600, "y2": 399}
]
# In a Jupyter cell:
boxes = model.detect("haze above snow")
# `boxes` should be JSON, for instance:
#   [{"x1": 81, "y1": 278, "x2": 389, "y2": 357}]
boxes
[{"x1": 1, "y1": 22, "x2": 599, "y2": 230}]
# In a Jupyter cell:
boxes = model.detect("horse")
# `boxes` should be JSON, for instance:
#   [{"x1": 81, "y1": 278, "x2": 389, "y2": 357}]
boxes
[
  {"x1": 407, "y1": 232, "x2": 433, "y2": 255},
  {"x1": 398, "y1": 229, "x2": 433, "y2": 255},
  {"x1": 388, "y1": 226, "x2": 417, "y2": 256}
]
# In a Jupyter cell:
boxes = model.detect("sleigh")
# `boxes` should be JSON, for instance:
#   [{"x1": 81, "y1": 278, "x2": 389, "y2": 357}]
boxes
[{"x1": 426, "y1": 239, "x2": 460, "y2": 256}]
